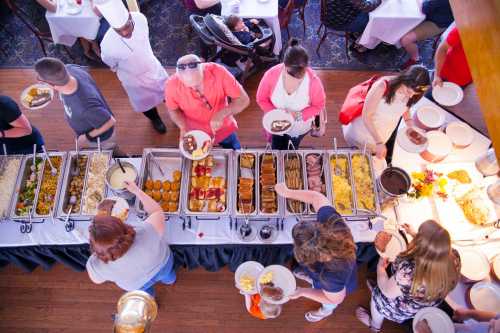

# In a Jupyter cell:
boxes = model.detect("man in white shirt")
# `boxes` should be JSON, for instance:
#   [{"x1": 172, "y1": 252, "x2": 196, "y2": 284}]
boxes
[{"x1": 95, "y1": 0, "x2": 168, "y2": 134}]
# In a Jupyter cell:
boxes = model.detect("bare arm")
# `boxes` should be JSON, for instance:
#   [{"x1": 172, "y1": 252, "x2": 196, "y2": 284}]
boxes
[
  {"x1": 193, "y1": 0, "x2": 220, "y2": 9},
  {"x1": 452, "y1": 308, "x2": 499, "y2": 322},
  {"x1": 3, "y1": 115, "x2": 33, "y2": 138},
  {"x1": 124, "y1": 181, "x2": 165, "y2": 236},
  {"x1": 36, "y1": 0, "x2": 57, "y2": 12},
  {"x1": 167, "y1": 107, "x2": 188, "y2": 137},
  {"x1": 433, "y1": 40, "x2": 450, "y2": 86},
  {"x1": 88, "y1": 116, "x2": 116, "y2": 138},
  {"x1": 210, "y1": 85, "x2": 250, "y2": 132},
  {"x1": 274, "y1": 183, "x2": 330, "y2": 212},
  {"x1": 361, "y1": 79, "x2": 387, "y2": 144}
]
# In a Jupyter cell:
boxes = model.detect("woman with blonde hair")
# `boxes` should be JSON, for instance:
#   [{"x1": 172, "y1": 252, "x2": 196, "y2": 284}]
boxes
[
  {"x1": 356, "y1": 220, "x2": 461, "y2": 332},
  {"x1": 275, "y1": 183, "x2": 357, "y2": 322}
]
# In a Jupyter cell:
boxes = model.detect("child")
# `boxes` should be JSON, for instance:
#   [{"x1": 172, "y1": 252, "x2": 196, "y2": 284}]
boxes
[{"x1": 225, "y1": 15, "x2": 262, "y2": 45}]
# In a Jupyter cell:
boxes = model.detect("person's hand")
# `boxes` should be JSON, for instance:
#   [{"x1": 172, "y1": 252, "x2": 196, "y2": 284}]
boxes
[
  {"x1": 452, "y1": 308, "x2": 471, "y2": 323},
  {"x1": 401, "y1": 223, "x2": 416, "y2": 237},
  {"x1": 433, "y1": 75, "x2": 443, "y2": 87},
  {"x1": 415, "y1": 319, "x2": 433, "y2": 333},
  {"x1": 210, "y1": 112, "x2": 225, "y2": 133},
  {"x1": 274, "y1": 183, "x2": 289, "y2": 197},
  {"x1": 375, "y1": 143, "x2": 387, "y2": 159},
  {"x1": 289, "y1": 287, "x2": 304, "y2": 300},
  {"x1": 124, "y1": 180, "x2": 140, "y2": 194},
  {"x1": 377, "y1": 257, "x2": 389, "y2": 271},
  {"x1": 77, "y1": 134, "x2": 88, "y2": 146}
]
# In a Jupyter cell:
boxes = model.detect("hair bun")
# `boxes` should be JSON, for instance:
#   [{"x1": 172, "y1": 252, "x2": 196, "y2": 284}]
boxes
[{"x1": 288, "y1": 38, "x2": 300, "y2": 47}]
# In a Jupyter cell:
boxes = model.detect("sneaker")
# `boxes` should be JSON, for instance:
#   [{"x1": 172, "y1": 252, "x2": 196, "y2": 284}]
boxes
[
  {"x1": 151, "y1": 118, "x2": 167, "y2": 134},
  {"x1": 293, "y1": 268, "x2": 313, "y2": 285},
  {"x1": 305, "y1": 306, "x2": 334, "y2": 322}
]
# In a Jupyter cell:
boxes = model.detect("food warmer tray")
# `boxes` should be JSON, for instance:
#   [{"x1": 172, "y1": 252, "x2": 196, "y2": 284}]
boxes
[
  {"x1": 56, "y1": 150, "x2": 112, "y2": 220},
  {"x1": 0, "y1": 155, "x2": 24, "y2": 221},
  {"x1": 325, "y1": 149, "x2": 356, "y2": 218},
  {"x1": 135, "y1": 148, "x2": 186, "y2": 218},
  {"x1": 10, "y1": 152, "x2": 67, "y2": 221},
  {"x1": 348, "y1": 150, "x2": 381, "y2": 217},
  {"x1": 181, "y1": 149, "x2": 234, "y2": 217},
  {"x1": 255, "y1": 149, "x2": 284, "y2": 218},
  {"x1": 232, "y1": 150, "x2": 260, "y2": 218},
  {"x1": 300, "y1": 150, "x2": 331, "y2": 217},
  {"x1": 281, "y1": 150, "x2": 308, "y2": 217}
]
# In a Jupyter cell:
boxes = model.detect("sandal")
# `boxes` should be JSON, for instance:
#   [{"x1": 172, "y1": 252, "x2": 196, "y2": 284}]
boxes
[
  {"x1": 356, "y1": 306, "x2": 381, "y2": 332},
  {"x1": 305, "y1": 307, "x2": 334, "y2": 322}
]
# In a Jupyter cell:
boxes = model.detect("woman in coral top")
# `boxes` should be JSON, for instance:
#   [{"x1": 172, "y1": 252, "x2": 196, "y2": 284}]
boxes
[{"x1": 256, "y1": 39, "x2": 326, "y2": 150}]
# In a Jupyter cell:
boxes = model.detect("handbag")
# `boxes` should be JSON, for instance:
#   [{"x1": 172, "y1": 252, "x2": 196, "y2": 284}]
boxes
[
  {"x1": 338, "y1": 75, "x2": 380, "y2": 125},
  {"x1": 310, "y1": 107, "x2": 327, "y2": 137}
]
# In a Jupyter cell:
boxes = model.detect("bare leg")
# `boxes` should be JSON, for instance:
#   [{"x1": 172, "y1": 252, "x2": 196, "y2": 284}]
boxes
[{"x1": 79, "y1": 38, "x2": 98, "y2": 60}]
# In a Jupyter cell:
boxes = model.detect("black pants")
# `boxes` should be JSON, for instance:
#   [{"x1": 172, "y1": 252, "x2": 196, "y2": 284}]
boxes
[
  {"x1": 142, "y1": 107, "x2": 162, "y2": 121},
  {"x1": 271, "y1": 133, "x2": 307, "y2": 150}
]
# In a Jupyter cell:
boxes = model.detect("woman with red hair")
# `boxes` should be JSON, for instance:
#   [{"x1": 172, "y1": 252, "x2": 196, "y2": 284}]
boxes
[{"x1": 86, "y1": 181, "x2": 174, "y2": 296}]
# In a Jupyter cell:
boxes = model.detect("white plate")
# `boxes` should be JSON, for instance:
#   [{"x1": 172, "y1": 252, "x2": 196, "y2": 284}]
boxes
[
  {"x1": 20, "y1": 83, "x2": 54, "y2": 110},
  {"x1": 375, "y1": 230, "x2": 407, "y2": 262},
  {"x1": 397, "y1": 126, "x2": 428, "y2": 154},
  {"x1": 415, "y1": 105, "x2": 446, "y2": 130},
  {"x1": 457, "y1": 248, "x2": 490, "y2": 282},
  {"x1": 179, "y1": 130, "x2": 212, "y2": 161},
  {"x1": 262, "y1": 109, "x2": 294, "y2": 136},
  {"x1": 257, "y1": 265, "x2": 296, "y2": 304},
  {"x1": 98, "y1": 196, "x2": 130, "y2": 222},
  {"x1": 235, "y1": 261, "x2": 264, "y2": 295},
  {"x1": 432, "y1": 82, "x2": 464, "y2": 106},
  {"x1": 446, "y1": 121, "x2": 474, "y2": 148},
  {"x1": 413, "y1": 307, "x2": 454, "y2": 333},
  {"x1": 469, "y1": 281, "x2": 500, "y2": 312},
  {"x1": 65, "y1": 3, "x2": 83, "y2": 15}
]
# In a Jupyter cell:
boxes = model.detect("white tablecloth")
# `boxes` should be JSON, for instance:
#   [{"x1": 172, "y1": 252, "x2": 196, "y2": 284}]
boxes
[
  {"x1": 221, "y1": 0, "x2": 282, "y2": 55},
  {"x1": 46, "y1": 0, "x2": 100, "y2": 46},
  {"x1": 389, "y1": 97, "x2": 499, "y2": 310},
  {"x1": 359, "y1": 0, "x2": 425, "y2": 49}
]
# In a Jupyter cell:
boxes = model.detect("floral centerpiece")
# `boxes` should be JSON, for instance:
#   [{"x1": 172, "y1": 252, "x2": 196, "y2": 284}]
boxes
[{"x1": 408, "y1": 169, "x2": 448, "y2": 200}]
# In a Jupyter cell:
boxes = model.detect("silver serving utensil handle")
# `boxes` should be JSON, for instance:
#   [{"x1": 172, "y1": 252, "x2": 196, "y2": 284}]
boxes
[{"x1": 42, "y1": 145, "x2": 57, "y2": 175}]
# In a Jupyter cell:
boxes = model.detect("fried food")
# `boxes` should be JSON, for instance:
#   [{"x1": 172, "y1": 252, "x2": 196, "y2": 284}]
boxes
[
  {"x1": 142, "y1": 168, "x2": 182, "y2": 213},
  {"x1": 183, "y1": 134, "x2": 197, "y2": 153},
  {"x1": 261, "y1": 285, "x2": 284, "y2": 302},
  {"x1": 259, "y1": 271, "x2": 273, "y2": 285},
  {"x1": 238, "y1": 153, "x2": 256, "y2": 214},
  {"x1": 375, "y1": 231, "x2": 393, "y2": 253},
  {"x1": 145, "y1": 179, "x2": 154, "y2": 190},
  {"x1": 447, "y1": 170, "x2": 471, "y2": 184},
  {"x1": 189, "y1": 155, "x2": 226, "y2": 213},
  {"x1": 260, "y1": 154, "x2": 277, "y2": 214},
  {"x1": 153, "y1": 180, "x2": 162, "y2": 190},
  {"x1": 351, "y1": 154, "x2": 376, "y2": 211},
  {"x1": 456, "y1": 188, "x2": 490, "y2": 225},
  {"x1": 285, "y1": 155, "x2": 304, "y2": 214},
  {"x1": 162, "y1": 180, "x2": 171, "y2": 191},
  {"x1": 271, "y1": 120, "x2": 291, "y2": 132},
  {"x1": 24, "y1": 86, "x2": 52, "y2": 107}
]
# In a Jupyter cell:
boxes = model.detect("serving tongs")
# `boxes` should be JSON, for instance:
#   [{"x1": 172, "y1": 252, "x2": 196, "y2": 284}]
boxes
[
  {"x1": 42, "y1": 145, "x2": 57, "y2": 176},
  {"x1": 148, "y1": 152, "x2": 165, "y2": 178},
  {"x1": 71, "y1": 138, "x2": 80, "y2": 176},
  {"x1": 285, "y1": 140, "x2": 305, "y2": 217},
  {"x1": 20, "y1": 207, "x2": 34, "y2": 234},
  {"x1": 332, "y1": 137, "x2": 342, "y2": 176}
]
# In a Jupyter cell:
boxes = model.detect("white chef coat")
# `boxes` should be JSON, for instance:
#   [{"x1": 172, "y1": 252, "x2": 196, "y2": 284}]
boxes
[{"x1": 100, "y1": 12, "x2": 168, "y2": 112}]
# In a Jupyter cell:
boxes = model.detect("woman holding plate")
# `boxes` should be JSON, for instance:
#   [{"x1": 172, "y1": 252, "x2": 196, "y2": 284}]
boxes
[
  {"x1": 274, "y1": 183, "x2": 357, "y2": 322},
  {"x1": 256, "y1": 38, "x2": 326, "y2": 150},
  {"x1": 356, "y1": 220, "x2": 460, "y2": 332}
]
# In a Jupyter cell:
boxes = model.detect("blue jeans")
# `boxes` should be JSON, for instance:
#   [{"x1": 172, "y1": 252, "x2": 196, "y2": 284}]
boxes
[
  {"x1": 218, "y1": 132, "x2": 241, "y2": 150},
  {"x1": 271, "y1": 133, "x2": 307, "y2": 150},
  {"x1": 139, "y1": 254, "x2": 176, "y2": 296}
]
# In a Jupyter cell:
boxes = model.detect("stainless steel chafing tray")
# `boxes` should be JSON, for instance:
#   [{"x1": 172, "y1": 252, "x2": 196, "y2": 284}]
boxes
[
  {"x1": 232, "y1": 150, "x2": 259, "y2": 218},
  {"x1": 301, "y1": 150, "x2": 331, "y2": 216},
  {"x1": 349, "y1": 151, "x2": 381, "y2": 216},
  {"x1": 256, "y1": 150, "x2": 283, "y2": 218},
  {"x1": 181, "y1": 149, "x2": 234, "y2": 217},
  {"x1": 325, "y1": 150, "x2": 356, "y2": 217},
  {"x1": 281, "y1": 150, "x2": 307, "y2": 216},
  {"x1": 0, "y1": 155, "x2": 24, "y2": 221},
  {"x1": 135, "y1": 148, "x2": 185, "y2": 218}
]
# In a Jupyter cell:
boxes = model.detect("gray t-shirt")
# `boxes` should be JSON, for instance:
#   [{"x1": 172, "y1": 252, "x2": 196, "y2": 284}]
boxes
[
  {"x1": 86, "y1": 222, "x2": 171, "y2": 291},
  {"x1": 61, "y1": 65, "x2": 114, "y2": 142}
]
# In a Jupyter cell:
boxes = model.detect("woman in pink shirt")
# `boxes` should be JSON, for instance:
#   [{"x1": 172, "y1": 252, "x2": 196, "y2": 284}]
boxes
[{"x1": 256, "y1": 39, "x2": 326, "y2": 150}]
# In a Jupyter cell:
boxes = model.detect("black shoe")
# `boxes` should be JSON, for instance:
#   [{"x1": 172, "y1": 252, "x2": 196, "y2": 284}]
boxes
[{"x1": 151, "y1": 118, "x2": 167, "y2": 134}]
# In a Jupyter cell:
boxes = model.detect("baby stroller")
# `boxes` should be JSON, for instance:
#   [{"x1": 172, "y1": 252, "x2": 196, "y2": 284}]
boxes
[{"x1": 190, "y1": 14, "x2": 279, "y2": 82}]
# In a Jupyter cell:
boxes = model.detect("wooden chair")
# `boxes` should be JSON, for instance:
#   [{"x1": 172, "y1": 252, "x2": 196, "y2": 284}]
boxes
[
  {"x1": 4, "y1": 0, "x2": 74, "y2": 60},
  {"x1": 279, "y1": 0, "x2": 295, "y2": 39},
  {"x1": 316, "y1": 0, "x2": 352, "y2": 59},
  {"x1": 293, "y1": 0, "x2": 308, "y2": 36}
]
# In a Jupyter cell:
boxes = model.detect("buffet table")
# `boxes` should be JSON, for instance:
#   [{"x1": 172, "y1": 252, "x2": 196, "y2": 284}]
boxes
[{"x1": 386, "y1": 97, "x2": 499, "y2": 311}]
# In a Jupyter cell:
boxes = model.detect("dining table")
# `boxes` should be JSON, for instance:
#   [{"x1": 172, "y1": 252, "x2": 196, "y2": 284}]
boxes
[
  {"x1": 358, "y1": 0, "x2": 425, "y2": 49},
  {"x1": 45, "y1": 0, "x2": 101, "y2": 46},
  {"x1": 220, "y1": 0, "x2": 282, "y2": 55}
]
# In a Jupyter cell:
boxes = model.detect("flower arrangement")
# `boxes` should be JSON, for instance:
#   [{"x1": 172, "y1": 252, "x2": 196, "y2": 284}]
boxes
[{"x1": 408, "y1": 169, "x2": 448, "y2": 199}]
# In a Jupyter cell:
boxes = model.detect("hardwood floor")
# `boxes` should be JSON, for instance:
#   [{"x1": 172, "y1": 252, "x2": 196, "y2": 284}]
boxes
[{"x1": 0, "y1": 67, "x2": 407, "y2": 333}]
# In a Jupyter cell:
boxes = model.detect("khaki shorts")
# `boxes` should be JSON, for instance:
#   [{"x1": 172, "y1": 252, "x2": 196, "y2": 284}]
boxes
[
  {"x1": 411, "y1": 21, "x2": 446, "y2": 42},
  {"x1": 80, "y1": 131, "x2": 117, "y2": 151}
]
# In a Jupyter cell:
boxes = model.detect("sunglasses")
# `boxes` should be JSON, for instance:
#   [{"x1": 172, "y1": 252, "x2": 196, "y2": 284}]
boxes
[{"x1": 177, "y1": 62, "x2": 201, "y2": 70}]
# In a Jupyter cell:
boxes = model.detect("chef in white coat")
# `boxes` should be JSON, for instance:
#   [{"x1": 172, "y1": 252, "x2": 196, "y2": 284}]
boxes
[{"x1": 94, "y1": 0, "x2": 168, "y2": 134}]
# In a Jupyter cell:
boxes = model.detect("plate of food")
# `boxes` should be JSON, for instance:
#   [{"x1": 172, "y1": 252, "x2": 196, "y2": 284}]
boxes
[
  {"x1": 97, "y1": 196, "x2": 130, "y2": 222},
  {"x1": 257, "y1": 265, "x2": 296, "y2": 305},
  {"x1": 262, "y1": 109, "x2": 294, "y2": 136},
  {"x1": 235, "y1": 261, "x2": 265, "y2": 295},
  {"x1": 432, "y1": 82, "x2": 464, "y2": 106},
  {"x1": 180, "y1": 130, "x2": 212, "y2": 161},
  {"x1": 20, "y1": 84, "x2": 53, "y2": 110},
  {"x1": 374, "y1": 230, "x2": 407, "y2": 262},
  {"x1": 413, "y1": 307, "x2": 454, "y2": 333},
  {"x1": 469, "y1": 281, "x2": 500, "y2": 312},
  {"x1": 397, "y1": 126, "x2": 428, "y2": 153}
]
